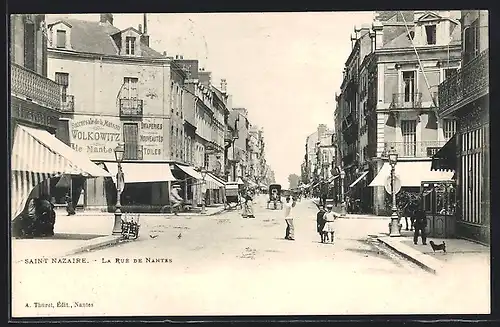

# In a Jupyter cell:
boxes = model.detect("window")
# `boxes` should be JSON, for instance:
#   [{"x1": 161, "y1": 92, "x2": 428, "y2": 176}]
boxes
[
  {"x1": 464, "y1": 19, "x2": 480, "y2": 63},
  {"x1": 123, "y1": 123, "x2": 139, "y2": 160},
  {"x1": 401, "y1": 120, "x2": 417, "y2": 156},
  {"x1": 443, "y1": 119, "x2": 456, "y2": 140},
  {"x1": 125, "y1": 36, "x2": 136, "y2": 55},
  {"x1": 24, "y1": 22, "x2": 35, "y2": 71},
  {"x1": 403, "y1": 71, "x2": 416, "y2": 102},
  {"x1": 425, "y1": 25, "x2": 436, "y2": 45},
  {"x1": 55, "y1": 72, "x2": 69, "y2": 102},
  {"x1": 56, "y1": 30, "x2": 67, "y2": 48},
  {"x1": 123, "y1": 77, "x2": 138, "y2": 99}
]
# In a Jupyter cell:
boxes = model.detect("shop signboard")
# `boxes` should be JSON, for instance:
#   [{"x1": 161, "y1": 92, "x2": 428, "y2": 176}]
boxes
[
  {"x1": 140, "y1": 118, "x2": 164, "y2": 160},
  {"x1": 69, "y1": 115, "x2": 122, "y2": 161}
]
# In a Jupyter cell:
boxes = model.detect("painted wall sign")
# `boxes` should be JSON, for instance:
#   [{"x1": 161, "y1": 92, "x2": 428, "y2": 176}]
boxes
[
  {"x1": 11, "y1": 98, "x2": 60, "y2": 130},
  {"x1": 140, "y1": 118, "x2": 164, "y2": 160},
  {"x1": 70, "y1": 116, "x2": 122, "y2": 160}
]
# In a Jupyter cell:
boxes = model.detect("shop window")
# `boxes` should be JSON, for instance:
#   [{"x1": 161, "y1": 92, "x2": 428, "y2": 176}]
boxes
[{"x1": 425, "y1": 25, "x2": 436, "y2": 45}]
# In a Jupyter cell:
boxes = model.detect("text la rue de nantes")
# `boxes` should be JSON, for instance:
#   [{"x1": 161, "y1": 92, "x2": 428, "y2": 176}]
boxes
[{"x1": 24, "y1": 257, "x2": 173, "y2": 264}]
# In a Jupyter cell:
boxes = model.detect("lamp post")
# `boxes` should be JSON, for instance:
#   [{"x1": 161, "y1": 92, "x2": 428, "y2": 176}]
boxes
[
  {"x1": 340, "y1": 169, "x2": 346, "y2": 217},
  {"x1": 201, "y1": 167, "x2": 207, "y2": 215},
  {"x1": 112, "y1": 142, "x2": 125, "y2": 235},
  {"x1": 388, "y1": 148, "x2": 401, "y2": 237}
]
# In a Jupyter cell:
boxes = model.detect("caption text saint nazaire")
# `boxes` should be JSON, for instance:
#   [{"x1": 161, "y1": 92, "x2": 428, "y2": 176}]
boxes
[{"x1": 24, "y1": 257, "x2": 173, "y2": 264}]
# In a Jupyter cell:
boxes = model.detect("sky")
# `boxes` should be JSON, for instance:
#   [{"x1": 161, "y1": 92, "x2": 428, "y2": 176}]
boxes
[{"x1": 48, "y1": 12, "x2": 376, "y2": 186}]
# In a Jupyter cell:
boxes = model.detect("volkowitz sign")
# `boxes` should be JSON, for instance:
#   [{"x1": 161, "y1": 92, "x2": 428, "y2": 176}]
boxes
[{"x1": 70, "y1": 116, "x2": 122, "y2": 161}]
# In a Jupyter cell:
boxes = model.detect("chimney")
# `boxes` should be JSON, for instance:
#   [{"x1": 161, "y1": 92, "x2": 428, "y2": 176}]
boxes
[
  {"x1": 140, "y1": 13, "x2": 150, "y2": 47},
  {"x1": 372, "y1": 20, "x2": 383, "y2": 50},
  {"x1": 100, "y1": 14, "x2": 113, "y2": 25},
  {"x1": 138, "y1": 24, "x2": 142, "y2": 34},
  {"x1": 163, "y1": 51, "x2": 167, "y2": 56},
  {"x1": 221, "y1": 79, "x2": 227, "y2": 93}
]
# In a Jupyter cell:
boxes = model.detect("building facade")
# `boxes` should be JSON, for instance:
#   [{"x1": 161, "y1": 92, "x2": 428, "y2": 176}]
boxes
[
  {"x1": 302, "y1": 124, "x2": 331, "y2": 186},
  {"x1": 46, "y1": 14, "x2": 190, "y2": 211},
  {"x1": 435, "y1": 10, "x2": 489, "y2": 244},
  {"x1": 335, "y1": 11, "x2": 462, "y2": 214}
]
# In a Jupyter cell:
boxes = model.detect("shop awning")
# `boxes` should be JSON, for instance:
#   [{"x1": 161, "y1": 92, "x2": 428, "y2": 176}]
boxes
[
  {"x1": 105, "y1": 162, "x2": 177, "y2": 184},
  {"x1": 431, "y1": 135, "x2": 457, "y2": 172},
  {"x1": 237, "y1": 177, "x2": 244, "y2": 185},
  {"x1": 328, "y1": 175, "x2": 340, "y2": 184},
  {"x1": 205, "y1": 173, "x2": 225, "y2": 189},
  {"x1": 176, "y1": 165, "x2": 203, "y2": 180},
  {"x1": 368, "y1": 161, "x2": 454, "y2": 187},
  {"x1": 11, "y1": 124, "x2": 111, "y2": 220},
  {"x1": 349, "y1": 171, "x2": 369, "y2": 188},
  {"x1": 248, "y1": 180, "x2": 258, "y2": 188}
]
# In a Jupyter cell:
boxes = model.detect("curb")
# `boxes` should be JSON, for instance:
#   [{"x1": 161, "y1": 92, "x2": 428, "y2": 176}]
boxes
[
  {"x1": 63, "y1": 235, "x2": 122, "y2": 256},
  {"x1": 377, "y1": 236, "x2": 444, "y2": 274}
]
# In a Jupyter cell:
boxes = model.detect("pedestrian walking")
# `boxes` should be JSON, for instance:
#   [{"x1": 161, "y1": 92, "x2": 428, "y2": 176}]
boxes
[
  {"x1": 322, "y1": 204, "x2": 338, "y2": 244},
  {"x1": 316, "y1": 205, "x2": 328, "y2": 243},
  {"x1": 412, "y1": 203, "x2": 427, "y2": 245},
  {"x1": 244, "y1": 190, "x2": 255, "y2": 218},
  {"x1": 284, "y1": 195, "x2": 296, "y2": 240},
  {"x1": 65, "y1": 192, "x2": 76, "y2": 216}
]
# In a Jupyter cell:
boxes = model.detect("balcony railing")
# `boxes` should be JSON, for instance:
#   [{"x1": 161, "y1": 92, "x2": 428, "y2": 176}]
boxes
[
  {"x1": 390, "y1": 93, "x2": 422, "y2": 109},
  {"x1": 11, "y1": 63, "x2": 62, "y2": 110},
  {"x1": 383, "y1": 141, "x2": 448, "y2": 158},
  {"x1": 61, "y1": 95, "x2": 75, "y2": 112},
  {"x1": 124, "y1": 144, "x2": 143, "y2": 160},
  {"x1": 119, "y1": 98, "x2": 143, "y2": 117},
  {"x1": 438, "y1": 49, "x2": 489, "y2": 116}
]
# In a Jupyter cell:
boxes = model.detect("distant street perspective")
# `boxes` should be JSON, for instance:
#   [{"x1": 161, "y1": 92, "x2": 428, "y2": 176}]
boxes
[{"x1": 10, "y1": 10, "x2": 490, "y2": 318}]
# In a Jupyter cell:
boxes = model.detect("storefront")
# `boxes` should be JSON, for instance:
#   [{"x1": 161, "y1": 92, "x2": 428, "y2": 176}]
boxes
[
  {"x1": 369, "y1": 160, "x2": 454, "y2": 215},
  {"x1": 11, "y1": 123, "x2": 110, "y2": 220},
  {"x1": 104, "y1": 162, "x2": 177, "y2": 212}
]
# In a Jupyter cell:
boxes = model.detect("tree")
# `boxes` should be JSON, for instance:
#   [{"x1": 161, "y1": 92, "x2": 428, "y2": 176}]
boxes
[{"x1": 288, "y1": 174, "x2": 300, "y2": 189}]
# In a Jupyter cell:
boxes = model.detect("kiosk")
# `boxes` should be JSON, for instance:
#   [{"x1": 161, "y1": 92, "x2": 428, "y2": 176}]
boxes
[{"x1": 420, "y1": 180, "x2": 457, "y2": 238}]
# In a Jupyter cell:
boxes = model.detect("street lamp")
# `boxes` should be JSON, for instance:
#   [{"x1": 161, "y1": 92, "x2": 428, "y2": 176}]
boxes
[
  {"x1": 340, "y1": 168, "x2": 346, "y2": 217},
  {"x1": 112, "y1": 142, "x2": 125, "y2": 235},
  {"x1": 200, "y1": 167, "x2": 208, "y2": 214},
  {"x1": 388, "y1": 147, "x2": 401, "y2": 237}
]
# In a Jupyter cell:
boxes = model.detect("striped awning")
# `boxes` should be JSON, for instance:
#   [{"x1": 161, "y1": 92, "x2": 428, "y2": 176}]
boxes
[
  {"x1": 205, "y1": 173, "x2": 225, "y2": 189},
  {"x1": 104, "y1": 162, "x2": 177, "y2": 184},
  {"x1": 11, "y1": 124, "x2": 111, "y2": 220},
  {"x1": 176, "y1": 165, "x2": 203, "y2": 180}
]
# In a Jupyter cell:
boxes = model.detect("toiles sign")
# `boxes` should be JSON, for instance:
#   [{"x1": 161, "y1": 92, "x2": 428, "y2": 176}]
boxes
[
  {"x1": 70, "y1": 116, "x2": 122, "y2": 160},
  {"x1": 140, "y1": 118, "x2": 164, "y2": 160}
]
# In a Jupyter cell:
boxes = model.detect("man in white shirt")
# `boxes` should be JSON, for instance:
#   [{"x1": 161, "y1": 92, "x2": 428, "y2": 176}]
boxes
[
  {"x1": 169, "y1": 184, "x2": 184, "y2": 215},
  {"x1": 284, "y1": 196, "x2": 296, "y2": 240}
]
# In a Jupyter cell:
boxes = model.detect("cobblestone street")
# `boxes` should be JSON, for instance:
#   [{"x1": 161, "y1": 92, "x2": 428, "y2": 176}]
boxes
[{"x1": 11, "y1": 196, "x2": 490, "y2": 316}]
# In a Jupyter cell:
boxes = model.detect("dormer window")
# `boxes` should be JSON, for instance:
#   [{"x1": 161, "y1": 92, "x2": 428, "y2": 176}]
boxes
[
  {"x1": 56, "y1": 30, "x2": 66, "y2": 48},
  {"x1": 125, "y1": 36, "x2": 136, "y2": 55},
  {"x1": 425, "y1": 25, "x2": 436, "y2": 45}
]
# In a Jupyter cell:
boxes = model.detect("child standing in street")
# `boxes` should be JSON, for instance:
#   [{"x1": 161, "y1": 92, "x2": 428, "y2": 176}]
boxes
[{"x1": 322, "y1": 204, "x2": 338, "y2": 244}]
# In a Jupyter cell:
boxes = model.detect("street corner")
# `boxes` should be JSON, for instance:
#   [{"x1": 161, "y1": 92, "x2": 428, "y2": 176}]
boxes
[{"x1": 377, "y1": 236, "x2": 444, "y2": 274}]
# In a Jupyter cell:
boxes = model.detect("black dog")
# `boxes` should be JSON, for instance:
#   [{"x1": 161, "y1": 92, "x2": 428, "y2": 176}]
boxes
[{"x1": 429, "y1": 240, "x2": 446, "y2": 253}]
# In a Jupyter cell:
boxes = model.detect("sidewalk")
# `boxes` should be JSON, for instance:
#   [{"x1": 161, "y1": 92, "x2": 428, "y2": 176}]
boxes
[
  {"x1": 376, "y1": 231, "x2": 490, "y2": 275},
  {"x1": 55, "y1": 204, "x2": 226, "y2": 217},
  {"x1": 12, "y1": 204, "x2": 229, "y2": 262}
]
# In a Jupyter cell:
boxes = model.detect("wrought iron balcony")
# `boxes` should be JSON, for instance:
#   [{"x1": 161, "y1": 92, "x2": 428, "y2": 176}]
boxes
[
  {"x1": 61, "y1": 95, "x2": 75, "y2": 112},
  {"x1": 11, "y1": 63, "x2": 62, "y2": 111},
  {"x1": 119, "y1": 98, "x2": 143, "y2": 117},
  {"x1": 123, "y1": 144, "x2": 143, "y2": 160},
  {"x1": 390, "y1": 93, "x2": 422, "y2": 110},
  {"x1": 383, "y1": 141, "x2": 448, "y2": 158},
  {"x1": 438, "y1": 49, "x2": 489, "y2": 117}
]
